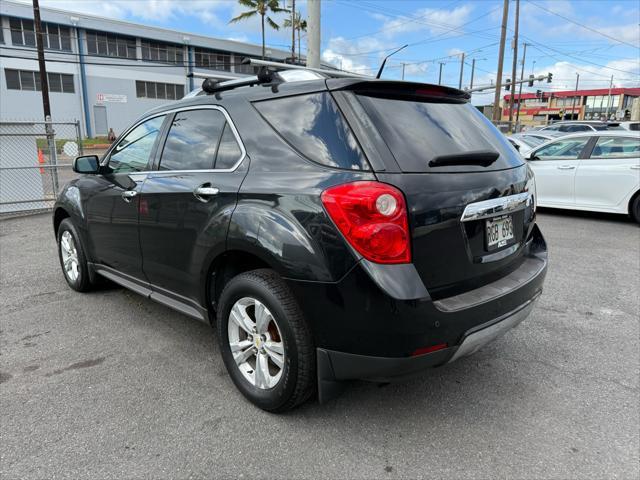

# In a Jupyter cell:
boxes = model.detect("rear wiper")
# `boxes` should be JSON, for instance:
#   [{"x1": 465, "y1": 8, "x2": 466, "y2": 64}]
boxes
[{"x1": 428, "y1": 150, "x2": 499, "y2": 168}]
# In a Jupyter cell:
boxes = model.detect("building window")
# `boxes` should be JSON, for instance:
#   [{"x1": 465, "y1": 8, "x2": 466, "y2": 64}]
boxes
[
  {"x1": 10, "y1": 17, "x2": 36, "y2": 46},
  {"x1": 0, "y1": 17, "x2": 4, "y2": 44},
  {"x1": 556, "y1": 97, "x2": 578, "y2": 107},
  {"x1": 8, "y1": 18, "x2": 71, "y2": 51},
  {"x1": 43, "y1": 23, "x2": 72, "y2": 51},
  {"x1": 86, "y1": 30, "x2": 136, "y2": 59},
  {"x1": 235, "y1": 62, "x2": 261, "y2": 75},
  {"x1": 4, "y1": 69, "x2": 74, "y2": 93},
  {"x1": 135, "y1": 80, "x2": 184, "y2": 100},
  {"x1": 194, "y1": 47, "x2": 231, "y2": 71},
  {"x1": 141, "y1": 40, "x2": 184, "y2": 65}
]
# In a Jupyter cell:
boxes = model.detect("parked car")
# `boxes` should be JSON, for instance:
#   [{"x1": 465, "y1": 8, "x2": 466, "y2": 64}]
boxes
[
  {"x1": 53, "y1": 72, "x2": 548, "y2": 412},
  {"x1": 525, "y1": 131, "x2": 640, "y2": 222},
  {"x1": 540, "y1": 121, "x2": 609, "y2": 133},
  {"x1": 614, "y1": 121, "x2": 640, "y2": 132},
  {"x1": 508, "y1": 133, "x2": 557, "y2": 156}
]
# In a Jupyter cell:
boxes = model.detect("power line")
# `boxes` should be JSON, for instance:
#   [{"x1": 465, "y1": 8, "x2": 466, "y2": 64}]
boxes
[{"x1": 525, "y1": 0, "x2": 640, "y2": 49}]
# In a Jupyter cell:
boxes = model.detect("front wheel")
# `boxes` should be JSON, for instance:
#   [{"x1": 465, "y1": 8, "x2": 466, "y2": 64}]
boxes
[
  {"x1": 57, "y1": 218, "x2": 93, "y2": 292},
  {"x1": 217, "y1": 269, "x2": 315, "y2": 412}
]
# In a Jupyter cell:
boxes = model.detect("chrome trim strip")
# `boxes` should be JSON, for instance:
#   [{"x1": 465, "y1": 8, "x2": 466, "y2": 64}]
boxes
[
  {"x1": 100, "y1": 104, "x2": 247, "y2": 174},
  {"x1": 461, "y1": 192, "x2": 531, "y2": 222}
]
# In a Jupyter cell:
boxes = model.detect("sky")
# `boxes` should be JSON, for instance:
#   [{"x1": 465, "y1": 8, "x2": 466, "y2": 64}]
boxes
[{"x1": 25, "y1": 0, "x2": 640, "y2": 104}]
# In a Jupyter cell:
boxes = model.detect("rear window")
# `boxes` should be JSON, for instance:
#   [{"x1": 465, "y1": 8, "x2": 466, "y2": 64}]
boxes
[
  {"x1": 355, "y1": 95, "x2": 523, "y2": 172},
  {"x1": 253, "y1": 92, "x2": 369, "y2": 171}
]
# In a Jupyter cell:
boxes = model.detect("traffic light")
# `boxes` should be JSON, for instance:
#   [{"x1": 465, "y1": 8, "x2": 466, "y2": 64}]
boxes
[
  {"x1": 505, "y1": 79, "x2": 511, "y2": 91},
  {"x1": 547, "y1": 72, "x2": 553, "y2": 83},
  {"x1": 528, "y1": 74, "x2": 534, "y2": 87},
  {"x1": 536, "y1": 89, "x2": 542, "y2": 99}
]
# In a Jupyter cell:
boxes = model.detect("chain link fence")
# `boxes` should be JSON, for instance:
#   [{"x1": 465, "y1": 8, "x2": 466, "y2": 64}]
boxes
[{"x1": 0, "y1": 120, "x2": 90, "y2": 216}]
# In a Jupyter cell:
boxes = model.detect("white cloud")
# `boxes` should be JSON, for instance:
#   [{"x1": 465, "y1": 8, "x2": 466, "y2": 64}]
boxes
[
  {"x1": 34, "y1": 0, "x2": 228, "y2": 24},
  {"x1": 379, "y1": 4, "x2": 474, "y2": 38},
  {"x1": 321, "y1": 36, "x2": 386, "y2": 75}
]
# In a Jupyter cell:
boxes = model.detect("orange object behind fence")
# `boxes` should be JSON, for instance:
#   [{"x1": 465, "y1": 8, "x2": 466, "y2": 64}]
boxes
[{"x1": 37, "y1": 149, "x2": 45, "y2": 174}]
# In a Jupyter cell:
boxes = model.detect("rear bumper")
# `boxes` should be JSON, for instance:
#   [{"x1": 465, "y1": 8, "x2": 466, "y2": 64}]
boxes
[
  {"x1": 285, "y1": 224, "x2": 547, "y2": 401},
  {"x1": 318, "y1": 295, "x2": 538, "y2": 382}
]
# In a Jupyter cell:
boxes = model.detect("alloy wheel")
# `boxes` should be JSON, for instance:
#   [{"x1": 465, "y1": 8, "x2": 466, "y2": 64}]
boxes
[
  {"x1": 60, "y1": 230, "x2": 79, "y2": 282},
  {"x1": 227, "y1": 297, "x2": 285, "y2": 389}
]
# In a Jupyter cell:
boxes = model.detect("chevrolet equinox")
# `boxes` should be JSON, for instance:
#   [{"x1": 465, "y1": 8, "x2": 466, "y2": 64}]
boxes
[{"x1": 53, "y1": 71, "x2": 547, "y2": 412}]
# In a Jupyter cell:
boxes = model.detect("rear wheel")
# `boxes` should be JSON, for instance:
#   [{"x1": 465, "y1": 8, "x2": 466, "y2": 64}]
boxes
[
  {"x1": 217, "y1": 269, "x2": 315, "y2": 412},
  {"x1": 631, "y1": 194, "x2": 640, "y2": 225},
  {"x1": 57, "y1": 218, "x2": 92, "y2": 292}
]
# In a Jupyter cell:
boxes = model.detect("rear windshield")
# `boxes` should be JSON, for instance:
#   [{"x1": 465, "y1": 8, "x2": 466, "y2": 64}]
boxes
[{"x1": 356, "y1": 95, "x2": 524, "y2": 172}]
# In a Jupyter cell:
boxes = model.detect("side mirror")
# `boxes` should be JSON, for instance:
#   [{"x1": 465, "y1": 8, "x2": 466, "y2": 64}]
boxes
[
  {"x1": 526, "y1": 151, "x2": 538, "y2": 161},
  {"x1": 73, "y1": 155, "x2": 100, "y2": 174}
]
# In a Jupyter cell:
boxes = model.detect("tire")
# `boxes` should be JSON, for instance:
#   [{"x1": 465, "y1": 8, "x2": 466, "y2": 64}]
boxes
[
  {"x1": 631, "y1": 194, "x2": 640, "y2": 225},
  {"x1": 217, "y1": 269, "x2": 315, "y2": 412},
  {"x1": 57, "y1": 218, "x2": 93, "y2": 292}
]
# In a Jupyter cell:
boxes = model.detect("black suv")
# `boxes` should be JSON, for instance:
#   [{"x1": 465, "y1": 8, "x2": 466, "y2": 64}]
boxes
[{"x1": 53, "y1": 73, "x2": 547, "y2": 412}]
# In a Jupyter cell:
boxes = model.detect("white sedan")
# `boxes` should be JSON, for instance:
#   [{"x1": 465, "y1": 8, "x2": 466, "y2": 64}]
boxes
[{"x1": 525, "y1": 131, "x2": 640, "y2": 223}]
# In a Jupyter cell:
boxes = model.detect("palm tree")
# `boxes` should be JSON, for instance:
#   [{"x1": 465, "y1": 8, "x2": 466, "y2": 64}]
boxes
[
  {"x1": 229, "y1": 0, "x2": 289, "y2": 60},
  {"x1": 283, "y1": 11, "x2": 307, "y2": 63}
]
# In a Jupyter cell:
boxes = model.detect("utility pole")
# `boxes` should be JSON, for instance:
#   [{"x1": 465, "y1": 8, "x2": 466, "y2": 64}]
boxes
[
  {"x1": 570, "y1": 73, "x2": 579, "y2": 120},
  {"x1": 492, "y1": 0, "x2": 510, "y2": 122},
  {"x1": 33, "y1": 0, "x2": 58, "y2": 193},
  {"x1": 470, "y1": 58, "x2": 476, "y2": 89},
  {"x1": 458, "y1": 52, "x2": 465, "y2": 89},
  {"x1": 508, "y1": 0, "x2": 520, "y2": 131},
  {"x1": 605, "y1": 74, "x2": 614, "y2": 119},
  {"x1": 291, "y1": 0, "x2": 296, "y2": 62},
  {"x1": 438, "y1": 62, "x2": 445, "y2": 85},
  {"x1": 401, "y1": 62, "x2": 406, "y2": 81},
  {"x1": 306, "y1": 0, "x2": 320, "y2": 68},
  {"x1": 515, "y1": 42, "x2": 528, "y2": 124},
  {"x1": 32, "y1": 0, "x2": 51, "y2": 121}
]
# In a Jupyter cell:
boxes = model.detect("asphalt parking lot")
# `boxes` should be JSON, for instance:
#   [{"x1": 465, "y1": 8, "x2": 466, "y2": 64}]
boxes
[{"x1": 1, "y1": 210, "x2": 638, "y2": 479}]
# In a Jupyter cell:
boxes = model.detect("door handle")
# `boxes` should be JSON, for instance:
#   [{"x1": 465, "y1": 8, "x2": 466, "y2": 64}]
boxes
[
  {"x1": 557, "y1": 165, "x2": 576, "y2": 170},
  {"x1": 121, "y1": 190, "x2": 138, "y2": 202},
  {"x1": 193, "y1": 185, "x2": 219, "y2": 202}
]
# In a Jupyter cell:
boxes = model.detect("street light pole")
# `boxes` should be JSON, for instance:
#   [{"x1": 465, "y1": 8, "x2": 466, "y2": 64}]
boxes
[
  {"x1": 438, "y1": 62, "x2": 445, "y2": 85},
  {"x1": 508, "y1": 0, "x2": 520, "y2": 131},
  {"x1": 570, "y1": 72, "x2": 580, "y2": 120},
  {"x1": 469, "y1": 58, "x2": 476, "y2": 89},
  {"x1": 515, "y1": 43, "x2": 527, "y2": 124},
  {"x1": 306, "y1": 0, "x2": 320, "y2": 68},
  {"x1": 458, "y1": 52, "x2": 465, "y2": 89},
  {"x1": 492, "y1": 0, "x2": 510, "y2": 122},
  {"x1": 605, "y1": 75, "x2": 614, "y2": 120}
]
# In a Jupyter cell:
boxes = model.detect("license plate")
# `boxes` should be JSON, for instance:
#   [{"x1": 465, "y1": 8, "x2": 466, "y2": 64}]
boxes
[{"x1": 486, "y1": 215, "x2": 514, "y2": 250}]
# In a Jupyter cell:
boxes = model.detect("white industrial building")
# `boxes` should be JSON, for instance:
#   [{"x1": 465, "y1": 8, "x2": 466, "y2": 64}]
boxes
[{"x1": 0, "y1": 0, "x2": 294, "y2": 137}]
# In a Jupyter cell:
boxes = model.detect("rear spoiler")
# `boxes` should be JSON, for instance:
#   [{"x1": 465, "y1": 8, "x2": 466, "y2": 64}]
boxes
[{"x1": 326, "y1": 78, "x2": 471, "y2": 102}]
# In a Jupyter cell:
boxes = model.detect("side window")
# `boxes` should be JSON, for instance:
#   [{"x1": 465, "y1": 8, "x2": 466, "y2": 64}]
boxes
[
  {"x1": 109, "y1": 115, "x2": 165, "y2": 173},
  {"x1": 215, "y1": 123, "x2": 243, "y2": 169},
  {"x1": 253, "y1": 92, "x2": 369, "y2": 170},
  {"x1": 159, "y1": 109, "x2": 226, "y2": 171},
  {"x1": 534, "y1": 137, "x2": 590, "y2": 159},
  {"x1": 590, "y1": 136, "x2": 640, "y2": 159}
]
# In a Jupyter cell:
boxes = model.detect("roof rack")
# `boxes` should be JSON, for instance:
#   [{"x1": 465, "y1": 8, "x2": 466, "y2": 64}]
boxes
[
  {"x1": 187, "y1": 57, "x2": 371, "y2": 96},
  {"x1": 241, "y1": 58, "x2": 371, "y2": 79}
]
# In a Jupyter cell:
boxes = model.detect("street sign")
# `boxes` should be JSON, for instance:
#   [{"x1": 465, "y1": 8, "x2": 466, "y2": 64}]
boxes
[{"x1": 96, "y1": 93, "x2": 127, "y2": 103}]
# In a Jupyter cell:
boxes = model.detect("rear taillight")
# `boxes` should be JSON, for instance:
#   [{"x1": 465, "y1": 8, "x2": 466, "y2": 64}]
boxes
[{"x1": 321, "y1": 181, "x2": 411, "y2": 264}]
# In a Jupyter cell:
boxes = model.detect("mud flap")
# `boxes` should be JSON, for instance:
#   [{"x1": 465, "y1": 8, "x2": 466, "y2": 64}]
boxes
[{"x1": 316, "y1": 348, "x2": 346, "y2": 404}]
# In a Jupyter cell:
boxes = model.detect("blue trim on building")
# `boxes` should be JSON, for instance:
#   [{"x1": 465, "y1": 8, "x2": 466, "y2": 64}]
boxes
[{"x1": 76, "y1": 28, "x2": 92, "y2": 138}]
